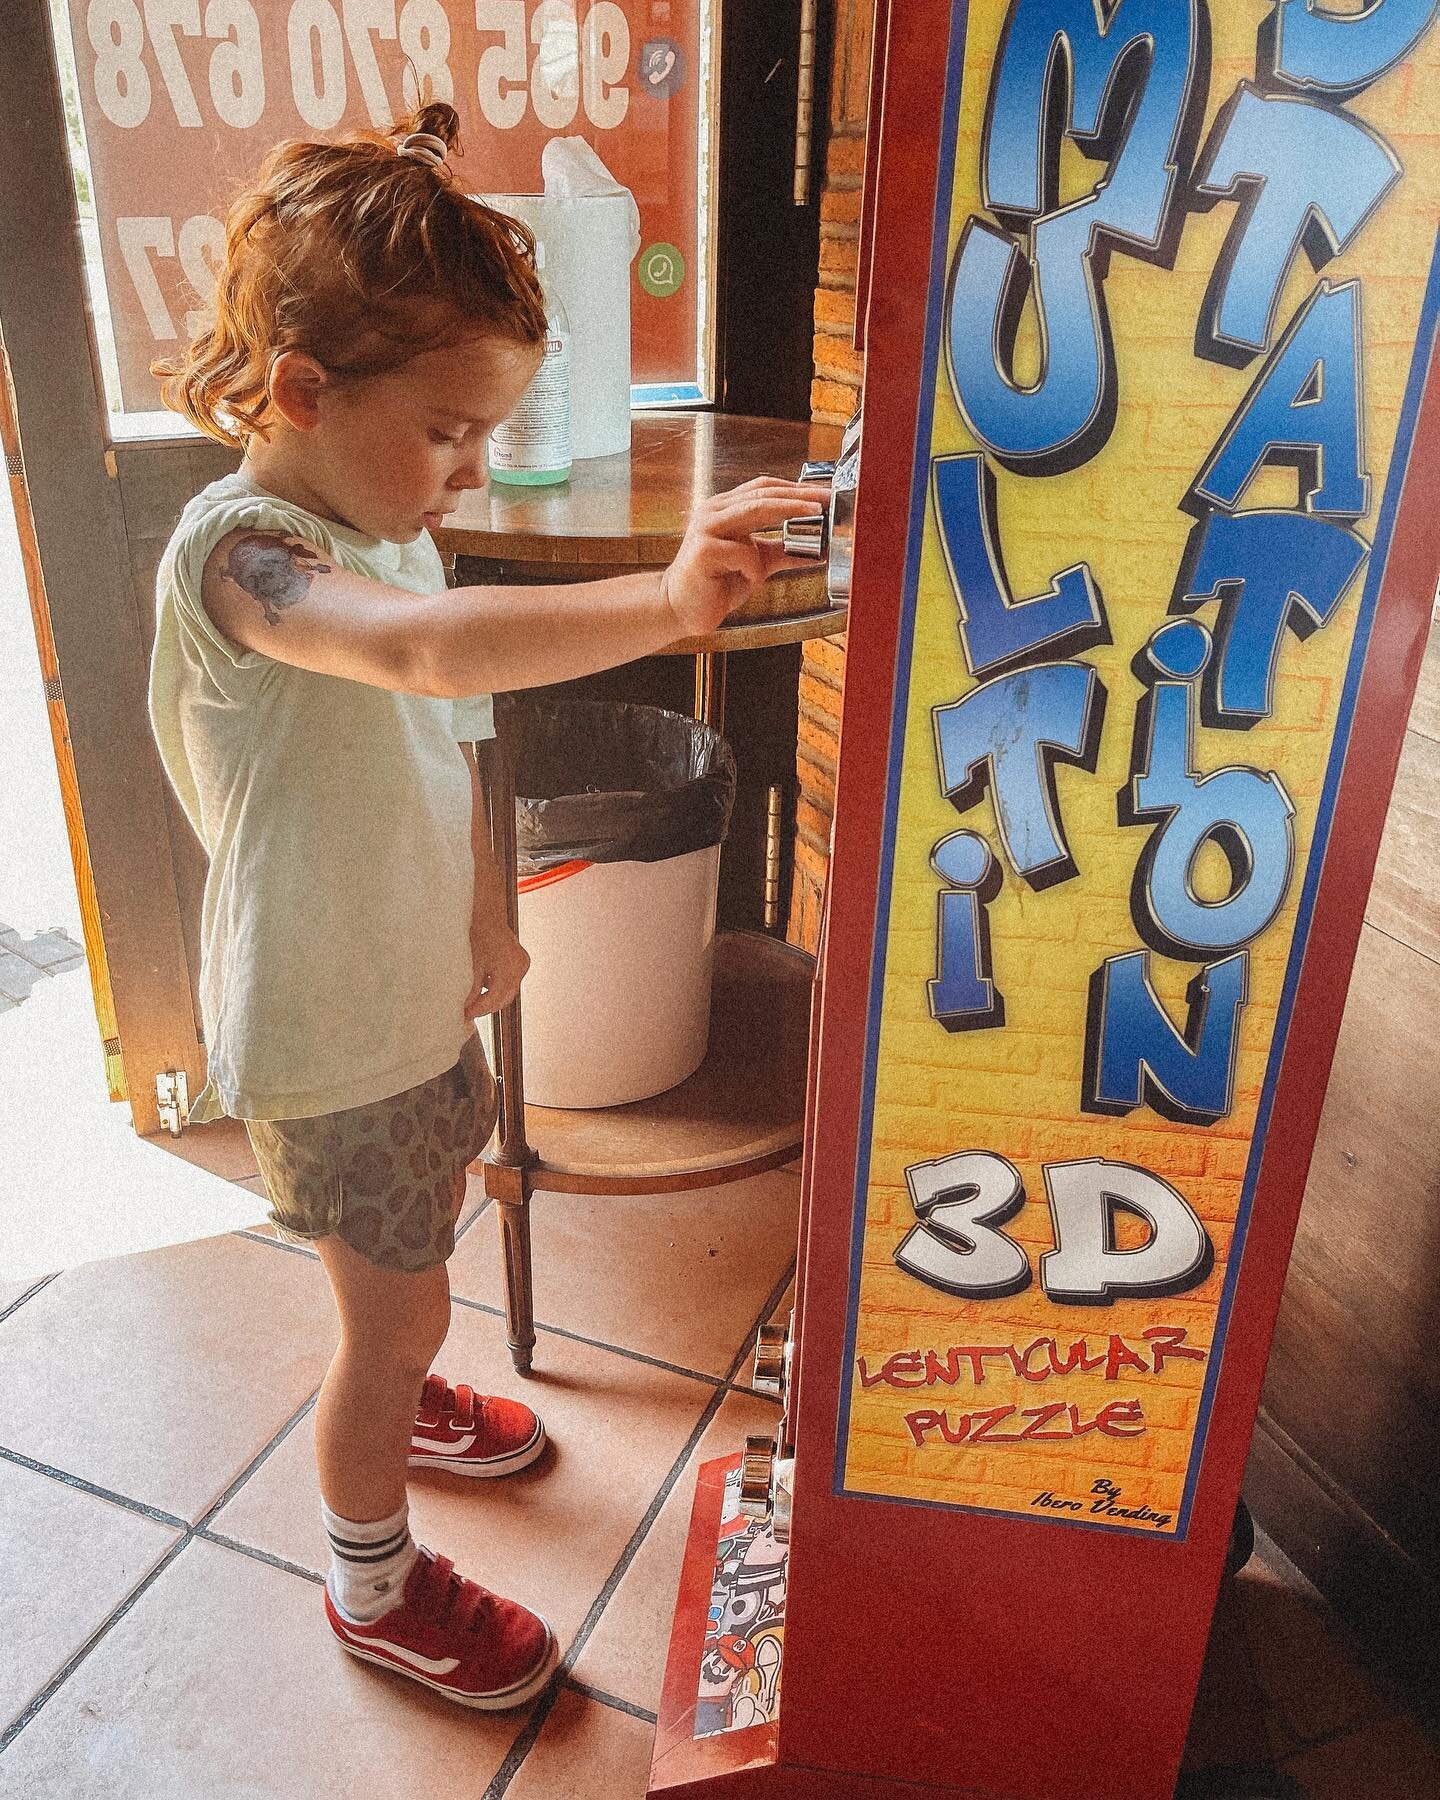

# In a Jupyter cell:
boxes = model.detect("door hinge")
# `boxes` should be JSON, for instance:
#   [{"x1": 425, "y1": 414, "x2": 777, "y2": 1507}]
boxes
[{"x1": 156, "y1": 1069, "x2": 189, "y2": 1136}]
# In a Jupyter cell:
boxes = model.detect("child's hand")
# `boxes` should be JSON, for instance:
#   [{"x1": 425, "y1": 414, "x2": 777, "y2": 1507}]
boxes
[
  {"x1": 465, "y1": 925, "x2": 531, "y2": 1018},
  {"x1": 662, "y1": 478, "x2": 831, "y2": 638}
]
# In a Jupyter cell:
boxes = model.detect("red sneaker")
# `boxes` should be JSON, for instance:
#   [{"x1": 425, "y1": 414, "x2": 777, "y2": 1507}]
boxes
[
  {"x1": 409, "y1": 1374, "x2": 546, "y2": 1477},
  {"x1": 325, "y1": 1546, "x2": 558, "y2": 1709}
]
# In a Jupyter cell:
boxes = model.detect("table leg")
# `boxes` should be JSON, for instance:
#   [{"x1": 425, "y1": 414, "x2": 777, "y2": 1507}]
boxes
[
  {"x1": 694, "y1": 650, "x2": 727, "y2": 731},
  {"x1": 476, "y1": 713, "x2": 538, "y2": 1375}
]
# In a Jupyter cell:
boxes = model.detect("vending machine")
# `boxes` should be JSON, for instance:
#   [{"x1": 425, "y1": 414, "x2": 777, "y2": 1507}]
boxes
[{"x1": 649, "y1": 3, "x2": 1440, "y2": 1797}]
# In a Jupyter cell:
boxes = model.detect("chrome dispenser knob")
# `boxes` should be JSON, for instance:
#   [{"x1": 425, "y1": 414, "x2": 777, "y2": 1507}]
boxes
[
  {"x1": 798, "y1": 458, "x2": 837, "y2": 484},
  {"x1": 738, "y1": 1435, "x2": 777, "y2": 1519},
  {"x1": 782, "y1": 513, "x2": 827, "y2": 560},
  {"x1": 753, "y1": 1322, "x2": 790, "y2": 1396},
  {"x1": 826, "y1": 407, "x2": 861, "y2": 604},
  {"x1": 771, "y1": 1455, "x2": 795, "y2": 1545}
]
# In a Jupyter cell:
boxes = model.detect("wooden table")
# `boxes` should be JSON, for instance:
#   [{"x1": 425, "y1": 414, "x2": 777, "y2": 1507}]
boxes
[{"x1": 439, "y1": 412, "x2": 847, "y2": 1373}]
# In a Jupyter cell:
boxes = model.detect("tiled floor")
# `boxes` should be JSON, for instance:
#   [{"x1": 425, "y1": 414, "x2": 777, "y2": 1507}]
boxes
[{"x1": 1, "y1": 1143, "x2": 1436, "y2": 1799}]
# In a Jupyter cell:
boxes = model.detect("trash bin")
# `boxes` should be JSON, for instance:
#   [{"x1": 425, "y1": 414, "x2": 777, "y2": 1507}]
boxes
[{"x1": 511, "y1": 699, "x2": 737, "y2": 1109}]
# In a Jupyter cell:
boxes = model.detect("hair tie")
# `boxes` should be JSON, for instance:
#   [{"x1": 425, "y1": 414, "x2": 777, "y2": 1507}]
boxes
[{"x1": 397, "y1": 132, "x2": 448, "y2": 170}]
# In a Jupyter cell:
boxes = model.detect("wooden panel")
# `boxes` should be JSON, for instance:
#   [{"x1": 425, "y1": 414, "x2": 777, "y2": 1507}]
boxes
[
  {"x1": 0, "y1": 346, "x2": 124, "y2": 1100},
  {"x1": 1408, "y1": 605, "x2": 1440, "y2": 745},
  {"x1": 1244, "y1": 1417, "x2": 1440, "y2": 1720},
  {"x1": 114, "y1": 442, "x2": 241, "y2": 1039},
  {"x1": 1259, "y1": 923, "x2": 1440, "y2": 1578},
  {"x1": 1365, "y1": 725, "x2": 1440, "y2": 963},
  {"x1": 0, "y1": 8, "x2": 206, "y2": 1136}
]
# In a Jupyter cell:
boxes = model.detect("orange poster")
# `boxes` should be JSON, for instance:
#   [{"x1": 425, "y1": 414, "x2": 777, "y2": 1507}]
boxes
[{"x1": 59, "y1": 0, "x2": 709, "y2": 408}]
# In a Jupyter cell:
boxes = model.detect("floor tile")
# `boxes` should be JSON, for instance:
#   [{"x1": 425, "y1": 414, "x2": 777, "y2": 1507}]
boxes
[
  {"x1": 0, "y1": 1537, "x2": 526, "y2": 1799},
  {"x1": 0, "y1": 1234, "x2": 336, "y2": 1521},
  {"x1": 210, "y1": 1304, "x2": 715, "y2": 1652},
  {"x1": 1239, "y1": 1530, "x2": 1399, "y2": 1751},
  {"x1": 0, "y1": 1459, "x2": 181, "y2": 1733},
  {"x1": 505, "y1": 1687, "x2": 654, "y2": 1800},
  {"x1": 1283, "y1": 1714, "x2": 1440, "y2": 1798},
  {"x1": 574, "y1": 1389, "x2": 781, "y2": 1712},
  {"x1": 732, "y1": 1279, "x2": 796, "y2": 1395},
  {"x1": 147, "y1": 1116, "x2": 258, "y2": 1182},
  {"x1": 0, "y1": 927, "x2": 85, "y2": 974},
  {"x1": 447, "y1": 1170, "x2": 801, "y2": 1378}
]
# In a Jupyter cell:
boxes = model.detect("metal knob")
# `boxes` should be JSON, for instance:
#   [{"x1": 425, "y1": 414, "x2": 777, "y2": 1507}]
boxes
[
  {"x1": 739, "y1": 1435, "x2": 777, "y2": 1519},
  {"x1": 752, "y1": 1322, "x2": 790, "y2": 1396},
  {"x1": 771, "y1": 1455, "x2": 796, "y2": 1545},
  {"x1": 782, "y1": 513, "x2": 827, "y2": 560}
]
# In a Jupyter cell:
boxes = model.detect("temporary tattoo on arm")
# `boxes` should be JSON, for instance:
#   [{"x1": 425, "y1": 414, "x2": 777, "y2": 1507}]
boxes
[{"x1": 221, "y1": 532, "x2": 332, "y2": 626}]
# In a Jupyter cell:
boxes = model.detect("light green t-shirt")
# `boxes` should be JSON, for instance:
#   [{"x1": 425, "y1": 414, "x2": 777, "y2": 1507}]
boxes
[{"x1": 147, "y1": 472, "x2": 495, "y2": 1122}]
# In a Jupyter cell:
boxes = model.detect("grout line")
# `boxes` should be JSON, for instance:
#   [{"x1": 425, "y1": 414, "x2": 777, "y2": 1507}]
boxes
[
  {"x1": 726, "y1": 1382, "x2": 783, "y2": 1407},
  {"x1": 197, "y1": 1529, "x2": 325, "y2": 1587},
  {"x1": 722, "y1": 1262, "x2": 798, "y2": 1386},
  {"x1": 448, "y1": 1293, "x2": 728, "y2": 1391},
  {"x1": 194, "y1": 1390, "x2": 322, "y2": 1530},
  {"x1": 0, "y1": 1534, "x2": 194, "y2": 1752},
  {"x1": 0, "y1": 1385, "x2": 326, "y2": 1752},
  {"x1": 483, "y1": 1260, "x2": 798, "y2": 1799},
  {"x1": 233, "y1": 1229, "x2": 320, "y2": 1262},
  {"x1": 483, "y1": 1380, "x2": 734, "y2": 1798},
  {"x1": 452, "y1": 1198, "x2": 494, "y2": 1244},
  {"x1": 0, "y1": 1448, "x2": 190, "y2": 1528},
  {"x1": 563, "y1": 1676, "x2": 658, "y2": 1725},
  {"x1": 0, "y1": 1247, "x2": 797, "y2": 1766},
  {"x1": 0, "y1": 1272, "x2": 61, "y2": 1325}
]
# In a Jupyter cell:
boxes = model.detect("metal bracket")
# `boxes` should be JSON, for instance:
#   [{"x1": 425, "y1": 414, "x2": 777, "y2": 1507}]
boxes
[{"x1": 155, "y1": 1069, "x2": 189, "y2": 1136}]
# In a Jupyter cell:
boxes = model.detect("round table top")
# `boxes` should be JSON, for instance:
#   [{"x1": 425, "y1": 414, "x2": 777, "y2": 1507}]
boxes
[{"x1": 433, "y1": 410, "x2": 842, "y2": 566}]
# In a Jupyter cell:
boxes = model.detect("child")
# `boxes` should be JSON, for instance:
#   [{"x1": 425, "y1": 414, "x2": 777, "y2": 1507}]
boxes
[{"x1": 146, "y1": 101, "x2": 823, "y2": 1711}]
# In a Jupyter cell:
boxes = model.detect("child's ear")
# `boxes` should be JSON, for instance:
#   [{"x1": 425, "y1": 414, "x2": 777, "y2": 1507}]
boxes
[{"x1": 268, "y1": 351, "x2": 327, "y2": 432}]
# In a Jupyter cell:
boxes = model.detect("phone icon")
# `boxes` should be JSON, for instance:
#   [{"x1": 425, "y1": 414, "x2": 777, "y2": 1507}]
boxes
[{"x1": 637, "y1": 37, "x2": 686, "y2": 99}]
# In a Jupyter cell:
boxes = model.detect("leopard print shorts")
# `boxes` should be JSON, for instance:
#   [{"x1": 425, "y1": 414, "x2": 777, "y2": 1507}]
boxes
[{"x1": 243, "y1": 1034, "x2": 498, "y2": 1273}]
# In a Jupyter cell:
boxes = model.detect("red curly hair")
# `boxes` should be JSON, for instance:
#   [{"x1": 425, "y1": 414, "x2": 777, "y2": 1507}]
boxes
[{"x1": 154, "y1": 102, "x2": 548, "y2": 447}]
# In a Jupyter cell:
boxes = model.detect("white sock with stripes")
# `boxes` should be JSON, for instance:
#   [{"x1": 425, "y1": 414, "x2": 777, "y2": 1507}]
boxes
[{"x1": 322, "y1": 1499, "x2": 419, "y2": 1623}]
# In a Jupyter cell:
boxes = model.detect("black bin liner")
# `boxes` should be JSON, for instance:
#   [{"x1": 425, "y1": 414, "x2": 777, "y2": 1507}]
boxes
[{"x1": 511, "y1": 699, "x2": 736, "y2": 876}]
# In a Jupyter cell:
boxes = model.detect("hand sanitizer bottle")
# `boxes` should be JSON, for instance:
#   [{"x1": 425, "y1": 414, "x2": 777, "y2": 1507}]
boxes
[{"x1": 488, "y1": 241, "x2": 573, "y2": 486}]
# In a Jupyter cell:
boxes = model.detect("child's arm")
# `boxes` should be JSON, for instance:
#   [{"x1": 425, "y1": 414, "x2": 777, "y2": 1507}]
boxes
[{"x1": 200, "y1": 479, "x2": 824, "y2": 697}]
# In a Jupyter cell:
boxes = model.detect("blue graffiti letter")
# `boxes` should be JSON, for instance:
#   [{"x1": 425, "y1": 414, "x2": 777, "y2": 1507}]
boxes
[
  {"x1": 1260, "y1": 0, "x2": 1439, "y2": 100},
  {"x1": 932, "y1": 453, "x2": 1108, "y2": 678},
  {"x1": 1174, "y1": 510, "x2": 1369, "y2": 725},
  {"x1": 1084, "y1": 951, "x2": 1249, "y2": 1125},
  {"x1": 934, "y1": 663, "x2": 1106, "y2": 890},
  {"x1": 948, "y1": 0, "x2": 1204, "y2": 472},
  {"x1": 1125, "y1": 620, "x2": 1297, "y2": 958},
  {"x1": 928, "y1": 831, "x2": 1006, "y2": 1032},
  {"x1": 1191, "y1": 280, "x2": 1370, "y2": 519},
  {"x1": 1194, "y1": 85, "x2": 1400, "y2": 363}
]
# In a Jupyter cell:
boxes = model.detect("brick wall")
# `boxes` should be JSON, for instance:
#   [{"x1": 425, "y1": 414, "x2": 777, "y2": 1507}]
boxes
[{"x1": 788, "y1": 0, "x2": 872, "y2": 953}]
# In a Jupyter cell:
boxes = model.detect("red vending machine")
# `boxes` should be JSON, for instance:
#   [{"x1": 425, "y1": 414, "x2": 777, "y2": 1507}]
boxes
[{"x1": 650, "y1": 3, "x2": 1440, "y2": 1797}]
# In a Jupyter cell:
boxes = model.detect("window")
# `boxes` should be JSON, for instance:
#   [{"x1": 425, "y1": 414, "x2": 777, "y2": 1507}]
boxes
[{"x1": 48, "y1": 0, "x2": 720, "y2": 437}]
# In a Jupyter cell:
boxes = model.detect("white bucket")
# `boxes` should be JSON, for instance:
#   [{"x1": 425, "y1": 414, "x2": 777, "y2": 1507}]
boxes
[{"x1": 517, "y1": 846, "x2": 720, "y2": 1109}]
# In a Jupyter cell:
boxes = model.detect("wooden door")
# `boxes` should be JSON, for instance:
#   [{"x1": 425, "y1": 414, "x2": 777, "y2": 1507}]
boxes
[{"x1": 0, "y1": 2, "x2": 220, "y2": 1137}]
